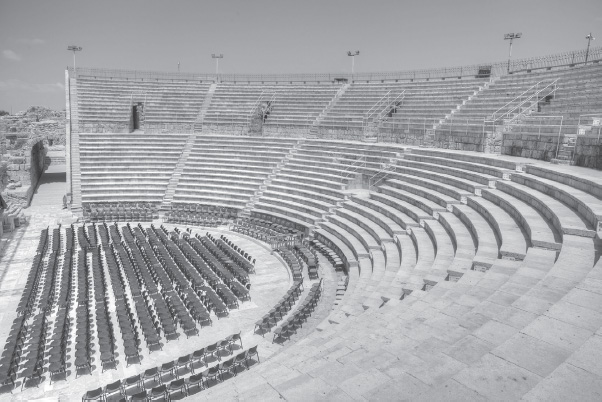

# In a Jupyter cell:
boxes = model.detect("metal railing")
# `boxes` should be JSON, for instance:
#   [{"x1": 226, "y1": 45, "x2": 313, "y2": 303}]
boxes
[
  {"x1": 340, "y1": 155, "x2": 366, "y2": 182},
  {"x1": 483, "y1": 79, "x2": 558, "y2": 140},
  {"x1": 486, "y1": 79, "x2": 558, "y2": 124},
  {"x1": 67, "y1": 46, "x2": 602, "y2": 83},
  {"x1": 364, "y1": 90, "x2": 405, "y2": 123},
  {"x1": 368, "y1": 163, "x2": 396, "y2": 188},
  {"x1": 509, "y1": 115, "x2": 564, "y2": 139},
  {"x1": 245, "y1": 90, "x2": 277, "y2": 133},
  {"x1": 577, "y1": 113, "x2": 602, "y2": 139}
]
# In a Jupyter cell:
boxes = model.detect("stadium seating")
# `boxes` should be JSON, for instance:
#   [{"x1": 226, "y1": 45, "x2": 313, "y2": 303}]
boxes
[{"x1": 11, "y1": 59, "x2": 597, "y2": 399}]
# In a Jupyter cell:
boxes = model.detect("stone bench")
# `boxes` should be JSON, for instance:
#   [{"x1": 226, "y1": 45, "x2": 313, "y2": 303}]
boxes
[
  {"x1": 422, "y1": 219, "x2": 456, "y2": 282},
  {"x1": 511, "y1": 174, "x2": 602, "y2": 235},
  {"x1": 379, "y1": 183, "x2": 447, "y2": 217},
  {"x1": 481, "y1": 188, "x2": 561, "y2": 250},
  {"x1": 437, "y1": 211, "x2": 476, "y2": 278},
  {"x1": 497, "y1": 181, "x2": 596, "y2": 238},
  {"x1": 403, "y1": 153, "x2": 514, "y2": 179},
  {"x1": 270, "y1": 178, "x2": 345, "y2": 200},
  {"x1": 396, "y1": 157, "x2": 497, "y2": 187},
  {"x1": 261, "y1": 190, "x2": 332, "y2": 213},
  {"x1": 370, "y1": 191, "x2": 432, "y2": 224},
  {"x1": 386, "y1": 179, "x2": 459, "y2": 209},
  {"x1": 326, "y1": 214, "x2": 381, "y2": 253},
  {"x1": 467, "y1": 196, "x2": 528, "y2": 261},
  {"x1": 390, "y1": 164, "x2": 488, "y2": 194},
  {"x1": 355, "y1": 194, "x2": 419, "y2": 230},
  {"x1": 319, "y1": 221, "x2": 371, "y2": 260},
  {"x1": 252, "y1": 202, "x2": 320, "y2": 225},
  {"x1": 452, "y1": 203, "x2": 500, "y2": 267}
]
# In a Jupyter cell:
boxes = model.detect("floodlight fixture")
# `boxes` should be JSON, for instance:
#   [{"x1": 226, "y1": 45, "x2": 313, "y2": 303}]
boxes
[
  {"x1": 212, "y1": 53, "x2": 224, "y2": 76},
  {"x1": 67, "y1": 45, "x2": 83, "y2": 71},
  {"x1": 585, "y1": 33, "x2": 595, "y2": 64},
  {"x1": 504, "y1": 33, "x2": 522, "y2": 73},
  {"x1": 347, "y1": 50, "x2": 360, "y2": 75}
]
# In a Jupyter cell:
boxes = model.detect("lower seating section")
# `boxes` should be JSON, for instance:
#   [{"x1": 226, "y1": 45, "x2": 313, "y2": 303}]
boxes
[
  {"x1": 276, "y1": 246, "x2": 305, "y2": 281},
  {"x1": 272, "y1": 280, "x2": 323, "y2": 343},
  {"x1": 83, "y1": 202, "x2": 159, "y2": 222},
  {"x1": 171, "y1": 136, "x2": 297, "y2": 208},
  {"x1": 164, "y1": 204, "x2": 238, "y2": 227},
  {"x1": 254, "y1": 281, "x2": 304, "y2": 336},
  {"x1": 0, "y1": 223, "x2": 259, "y2": 391},
  {"x1": 83, "y1": 337, "x2": 259, "y2": 401},
  {"x1": 231, "y1": 213, "x2": 306, "y2": 247},
  {"x1": 78, "y1": 132, "x2": 189, "y2": 205}
]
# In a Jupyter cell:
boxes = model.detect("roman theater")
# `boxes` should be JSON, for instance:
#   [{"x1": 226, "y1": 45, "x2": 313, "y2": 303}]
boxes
[{"x1": 0, "y1": 46, "x2": 601, "y2": 401}]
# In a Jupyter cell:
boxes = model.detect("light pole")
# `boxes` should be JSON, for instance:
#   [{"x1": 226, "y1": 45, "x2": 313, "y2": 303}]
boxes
[
  {"x1": 503, "y1": 33, "x2": 521, "y2": 73},
  {"x1": 212, "y1": 53, "x2": 223, "y2": 79},
  {"x1": 67, "y1": 45, "x2": 83, "y2": 71},
  {"x1": 347, "y1": 50, "x2": 360, "y2": 77},
  {"x1": 585, "y1": 33, "x2": 595, "y2": 64}
]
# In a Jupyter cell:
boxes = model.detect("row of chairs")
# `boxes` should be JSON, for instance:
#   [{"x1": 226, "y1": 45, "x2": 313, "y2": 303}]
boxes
[
  {"x1": 169, "y1": 203, "x2": 238, "y2": 218},
  {"x1": 211, "y1": 233, "x2": 256, "y2": 273},
  {"x1": 293, "y1": 243, "x2": 319, "y2": 279},
  {"x1": 273, "y1": 279, "x2": 323, "y2": 343},
  {"x1": 83, "y1": 203, "x2": 158, "y2": 223},
  {"x1": 310, "y1": 236, "x2": 346, "y2": 272},
  {"x1": 249, "y1": 212, "x2": 306, "y2": 237},
  {"x1": 200, "y1": 235, "x2": 251, "y2": 284},
  {"x1": 164, "y1": 212, "x2": 230, "y2": 227},
  {"x1": 15, "y1": 228, "x2": 48, "y2": 316},
  {"x1": 255, "y1": 280, "x2": 304, "y2": 335},
  {"x1": 276, "y1": 246, "x2": 305, "y2": 281},
  {"x1": 83, "y1": 337, "x2": 254, "y2": 401},
  {"x1": 194, "y1": 236, "x2": 251, "y2": 300}
]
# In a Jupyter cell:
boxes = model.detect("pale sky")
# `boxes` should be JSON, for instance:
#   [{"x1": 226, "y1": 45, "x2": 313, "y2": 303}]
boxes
[{"x1": 0, "y1": 0, "x2": 600, "y2": 112}]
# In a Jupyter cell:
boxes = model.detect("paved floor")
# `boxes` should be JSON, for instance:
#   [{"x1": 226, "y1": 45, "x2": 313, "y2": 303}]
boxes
[{"x1": 0, "y1": 165, "x2": 333, "y2": 401}]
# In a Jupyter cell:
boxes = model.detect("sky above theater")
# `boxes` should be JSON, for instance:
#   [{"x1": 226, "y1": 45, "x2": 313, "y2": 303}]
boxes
[{"x1": 0, "y1": 0, "x2": 600, "y2": 112}]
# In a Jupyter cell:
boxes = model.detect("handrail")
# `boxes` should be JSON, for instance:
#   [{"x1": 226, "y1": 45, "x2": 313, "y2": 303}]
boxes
[
  {"x1": 365, "y1": 91, "x2": 392, "y2": 119},
  {"x1": 577, "y1": 113, "x2": 602, "y2": 139},
  {"x1": 364, "y1": 90, "x2": 406, "y2": 122},
  {"x1": 488, "y1": 81, "x2": 542, "y2": 120},
  {"x1": 246, "y1": 90, "x2": 277, "y2": 127},
  {"x1": 340, "y1": 155, "x2": 366, "y2": 181},
  {"x1": 485, "y1": 79, "x2": 557, "y2": 125},
  {"x1": 369, "y1": 163, "x2": 396, "y2": 188},
  {"x1": 67, "y1": 45, "x2": 602, "y2": 83}
]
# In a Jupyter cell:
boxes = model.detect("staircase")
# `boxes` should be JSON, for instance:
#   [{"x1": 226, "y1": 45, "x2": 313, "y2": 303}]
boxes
[
  {"x1": 422, "y1": 129, "x2": 436, "y2": 147},
  {"x1": 484, "y1": 79, "x2": 559, "y2": 138},
  {"x1": 159, "y1": 133, "x2": 197, "y2": 213},
  {"x1": 309, "y1": 83, "x2": 351, "y2": 138},
  {"x1": 239, "y1": 140, "x2": 305, "y2": 218},
  {"x1": 194, "y1": 83, "x2": 217, "y2": 133},
  {"x1": 70, "y1": 130, "x2": 82, "y2": 213},
  {"x1": 552, "y1": 134, "x2": 577, "y2": 165},
  {"x1": 435, "y1": 76, "x2": 499, "y2": 131},
  {"x1": 362, "y1": 90, "x2": 405, "y2": 142}
]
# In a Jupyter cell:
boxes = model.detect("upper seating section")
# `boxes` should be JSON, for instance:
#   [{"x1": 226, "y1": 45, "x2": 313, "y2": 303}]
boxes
[
  {"x1": 320, "y1": 79, "x2": 487, "y2": 131},
  {"x1": 72, "y1": 62, "x2": 602, "y2": 142},
  {"x1": 172, "y1": 136, "x2": 298, "y2": 208},
  {"x1": 75, "y1": 74, "x2": 211, "y2": 131},
  {"x1": 79, "y1": 131, "x2": 189, "y2": 205},
  {"x1": 202, "y1": 83, "x2": 341, "y2": 130},
  {"x1": 438, "y1": 64, "x2": 602, "y2": 136}
]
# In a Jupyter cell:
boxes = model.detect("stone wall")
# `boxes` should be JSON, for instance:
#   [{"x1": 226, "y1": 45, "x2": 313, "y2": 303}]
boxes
[
  {"x1": 1, "y1": 139, "x2": 47, "y2": 207},
  {"x1": 262, "y1": 125, "x2": 309, "y2": 138},
  {"x1": 0, "y1": 106, "x2": 64, "y2": 203},
  {"x1": 574, "y1": 136, "x2": 602, "y2": 170},
  {"x1": 502, "y1": 133, "x2": 562, "y2": 161}
]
